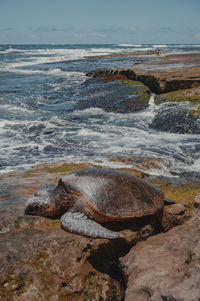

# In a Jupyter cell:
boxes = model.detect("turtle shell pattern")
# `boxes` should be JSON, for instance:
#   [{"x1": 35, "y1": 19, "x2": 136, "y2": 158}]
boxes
[{"x1": 61, "y1": 168, "x2": 164, "y2": 220}]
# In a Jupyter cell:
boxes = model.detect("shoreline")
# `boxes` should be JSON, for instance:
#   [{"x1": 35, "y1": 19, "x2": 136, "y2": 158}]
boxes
[{"x1": 1, "y1": 50, "x2": 200, "y2": 300}]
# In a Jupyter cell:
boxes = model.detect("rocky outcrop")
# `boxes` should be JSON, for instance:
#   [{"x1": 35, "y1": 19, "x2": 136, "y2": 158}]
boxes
[
  {"x1": 86, "y1": 67, "x2": 200, "y2": 95},
  {"x1": 149, "y1": 104, "x2": 200, "y2": 134},
  {"x1": 121, "y1": 211, "x2": 200, "y2": 301},
  {"x1": 0, "y1": 162, "x2": 199, "y2": 300},
  {"x1": 154, "y1": 86, "x2": 200, "y2": 105},
  {"x1": 76, "y1": 77, "x2": 150, "y2": 113}
]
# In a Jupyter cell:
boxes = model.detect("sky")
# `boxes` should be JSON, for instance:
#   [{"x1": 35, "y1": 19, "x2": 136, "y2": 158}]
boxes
[{"x1": 0, "y1": 0, "x2": 200, "y2": 44}]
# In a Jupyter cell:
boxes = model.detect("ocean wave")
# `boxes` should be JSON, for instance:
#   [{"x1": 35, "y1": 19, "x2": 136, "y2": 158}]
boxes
[
  {"x1": 0, "y1": 46, "x2": 125, "y2": 74},
  {"x1": 117, "y1": 44, "x2": 142, "y2": 47},
  {"x1": 1, "y1": 44, "x2": 200, "y2": 177},
  {"x1": 0, "y1": 47, "x2": 25, "y2": 54},
  {"x1": 77, "y1": 128, "x2": 106, "y2": 137},
  {"x1": 0, "y1": 104, "x2": 33, "y2": 116},
  {"x1": 133, "y1": 47, "x2": 154, "y2": 51},
  {"x1": 3, "y1": 63, "x2": 87, "y2": 81},
  {"x1": 153, "y1": 45, "x2": 167, "y2": 48}
]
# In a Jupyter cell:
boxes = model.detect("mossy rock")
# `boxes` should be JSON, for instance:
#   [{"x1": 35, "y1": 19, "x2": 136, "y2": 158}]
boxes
[
  {"x1": 127, "y1": 80, "x2": 150, "y2": 94},
  {"x1": 151, "y1": 177, "x2": 199, "y2": 205},
  {"x1": 155, "y1": 87, "x2": 200, "y2": 105},
  {"x1": 23, "y1": 162, "x2": 99, "y2": 178},
  {"x1": 128, "y1": 80, "x2": 150, "y2": 103}
]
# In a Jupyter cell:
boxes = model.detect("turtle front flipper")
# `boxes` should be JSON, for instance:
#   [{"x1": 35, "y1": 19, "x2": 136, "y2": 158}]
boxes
[{"x1": 60, "y1": 211, "x2": 124, "y2": 239}]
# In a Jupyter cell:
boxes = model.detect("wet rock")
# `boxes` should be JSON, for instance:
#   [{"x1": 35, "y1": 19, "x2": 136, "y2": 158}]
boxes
[
  {"x1": 0, "y1": 229, "x2": 125, "y2": 301},
  {"x1": 166, "y1": 203, "x2": 185, "y2": 215},
  {"x1": 149, "y1": 104, "x2": 200, "y2": 134},
  {"x1": 121, "y1": 212, "x2": 200, "y2": 301},
  {"x1": 87, "y1": 65, "x2": 200, "y2": 94},
  {"x1": 77, "y1": 77, "x2": 150, "y2": 113},
  {"x1": 154, "y1": 86, "x2": 200, "y2": 105},
  {"x1": 194, "y1": 193, "x2": 200, "y2": 209}
]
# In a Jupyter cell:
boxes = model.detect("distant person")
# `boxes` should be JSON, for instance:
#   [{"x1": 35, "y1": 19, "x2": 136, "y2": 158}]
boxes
[{"x1": 157, "y1": 49, "x2": 161, "y2": 56}]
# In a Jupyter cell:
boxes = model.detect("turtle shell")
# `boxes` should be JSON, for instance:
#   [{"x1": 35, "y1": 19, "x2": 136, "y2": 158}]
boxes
[{"x1": 61, "y1": 168, "x2": 164, "y2": 220}]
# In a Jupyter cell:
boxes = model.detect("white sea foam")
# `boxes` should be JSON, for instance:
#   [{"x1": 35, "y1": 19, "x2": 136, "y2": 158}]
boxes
[
  {"x1": 1, "y1": 46, "x2": 124, "y2": 75},
  {"x1": 0, "y1": 47, "x2": 25, "y2": 54},
  {"x1": 0, "y1": 104, "x2": 33, "y2": 115},
  {"x1": 77, "y1": 128, "x2": 106, "y2": 137},
  {"x1": 3, "y1": 62, "x2": 87, "y2": 82},
  {"x1": 153, "y1": 45, "x2": 167, "y2": 48},
  {"x1": 148, "y1": 93, "x2": 155, "y2": 106},
  {"x1": 117, "y1": 44, "x2": 142, "y2": 47}
]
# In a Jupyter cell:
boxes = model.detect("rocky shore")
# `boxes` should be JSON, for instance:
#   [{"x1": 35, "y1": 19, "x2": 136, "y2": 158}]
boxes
[
  {"x1": 86, "y1": 52, "x2": 200, "y2": 134},
  {"x1": 1, "y1": 52, "x2": 200, "y2": 300},
  {"x1": 0, "y1": 159, "x2": 200, "y2": 300}
]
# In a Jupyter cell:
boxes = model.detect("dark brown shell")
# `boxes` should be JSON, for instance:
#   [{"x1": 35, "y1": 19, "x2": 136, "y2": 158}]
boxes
[{"x1": 61, "y1": 168, "x2": 164, "y2": 220}]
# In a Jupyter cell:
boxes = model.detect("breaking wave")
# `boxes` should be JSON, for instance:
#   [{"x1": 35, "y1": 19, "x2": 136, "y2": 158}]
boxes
[{"x1": 0, "y1": 44, "x2": 200, "y2": 177}]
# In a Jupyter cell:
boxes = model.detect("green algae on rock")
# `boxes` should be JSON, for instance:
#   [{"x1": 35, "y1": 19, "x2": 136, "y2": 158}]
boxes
[
  {"x1": 103, "y1": 78, "x2": 150, "y2": 113},
  {"x1": 154, "y1": 86, "x2": 200, "y2": 105}
]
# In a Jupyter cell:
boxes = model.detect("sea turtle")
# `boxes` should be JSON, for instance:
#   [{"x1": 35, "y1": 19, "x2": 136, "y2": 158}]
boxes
[{"x1": 25, "y1": 168, "x2": 175, "y2": 239}]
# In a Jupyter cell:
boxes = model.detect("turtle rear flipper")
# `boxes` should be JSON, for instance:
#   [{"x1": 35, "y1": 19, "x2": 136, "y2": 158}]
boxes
[
  {"x1": 60, "y1": 211, "x2": 124, "y2": 239},
  {"x1": 161, "y1": 210, "x2": 180, "y2": 232}
]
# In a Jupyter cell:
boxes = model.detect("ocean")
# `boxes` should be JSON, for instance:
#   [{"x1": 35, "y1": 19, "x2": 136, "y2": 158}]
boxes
[{"x1": 0, "y1": 44, "x2": 200, "y2": 177}]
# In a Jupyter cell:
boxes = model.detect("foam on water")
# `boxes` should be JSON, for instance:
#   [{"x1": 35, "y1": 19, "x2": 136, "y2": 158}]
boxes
[
  {"x1": 117, "y1": 44, "x2": 142, "y2": 47},
  {"x1": 153, "y1": 45, "x2": 167, "y2": 48},
  {"x1": 0, "y1": 44, "x2": 200, "y2": 177}
]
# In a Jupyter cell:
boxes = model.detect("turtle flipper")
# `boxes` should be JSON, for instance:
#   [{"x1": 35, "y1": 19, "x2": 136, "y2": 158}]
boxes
[
  {"x1": 60, "y1": 211, "x2": 124, "y2": 239},
  {"x1": 161, "y1": 210, "x2": 180, "y2": 232}
]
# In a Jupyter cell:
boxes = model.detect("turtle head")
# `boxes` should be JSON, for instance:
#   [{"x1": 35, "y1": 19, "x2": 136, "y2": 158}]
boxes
[
  {"x1": 25, "y1": 184, "x2": 59, "y2": 217},
  {"x1": 25, "y1": 180, "x2": 72, "y2": 217},
  {"x1": 25, "y1": 190, "x2": 53, "y2": 216}
]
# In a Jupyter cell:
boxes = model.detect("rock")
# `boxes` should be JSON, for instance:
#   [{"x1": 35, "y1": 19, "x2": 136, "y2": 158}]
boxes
[
  {"x1": 149, "y1": 104, "x2": 200, "y2": 134},
  {"x1": 194, "y1": 193, "x2": 200, "y2": 209},
  {"x1": 154, "y1": 86, "x2": 200, "y2": 105},
  {"x1": 87, "y1": 65, "x2": 200, "y2": 94},
  {"x1": 190, "y1": 105, "x2": 200, "y2": 119},
  {"x1": 181, "y1": 199, "x2": 193, "y2": 208},
  {"x1": 1, "y1": 161, "x2": 200, "y2": 300},
  {"x1": 121, "y1": 212, "x2": 200, "y2": 301},
  {"x1": 166, "y1": 203, "x2": 185, "y2": 215},
  {"x1": 77, "y1": 77, "x2": 150, "y2": 113},
  {"x1": 0, "y1": 228, "x2": 125, "y2": 301}
]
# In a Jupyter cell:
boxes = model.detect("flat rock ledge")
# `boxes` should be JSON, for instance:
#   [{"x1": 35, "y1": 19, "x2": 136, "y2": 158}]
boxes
[
  {"x1": 0, "y1": 228, "x2": 126, "y2": 301},
  {"x1": 121, "y1": 211, "x2": 200, "y2": 301},
  {"x1": 86, "y1": 67, "x2": 200, "y2": 94}
]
